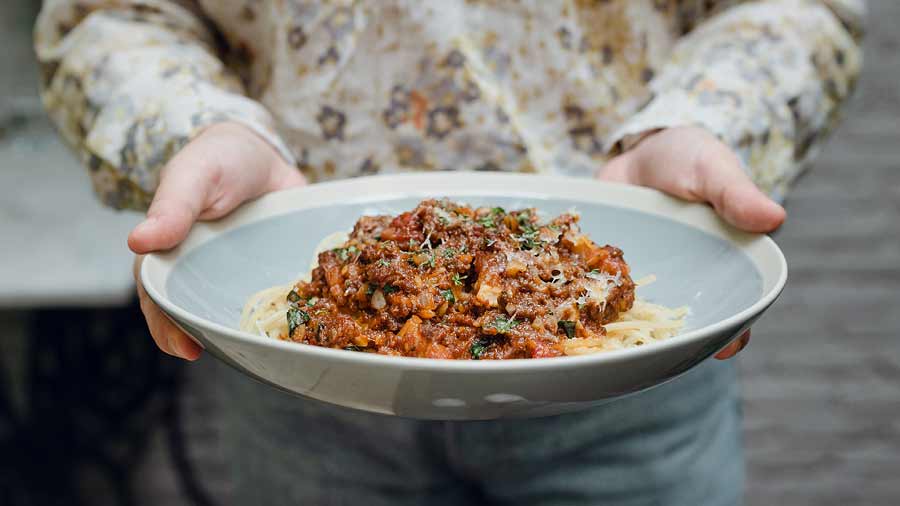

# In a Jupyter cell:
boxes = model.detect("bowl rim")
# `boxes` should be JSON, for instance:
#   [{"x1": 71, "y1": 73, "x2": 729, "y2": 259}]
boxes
[{"x1": 141, "y1": 172, "x2": 787, "y2": 372}]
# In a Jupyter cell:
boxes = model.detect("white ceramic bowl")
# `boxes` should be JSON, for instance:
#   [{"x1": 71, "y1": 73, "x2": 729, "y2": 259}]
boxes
[{"x1": 141, "y1": 173, "x2": 786, "y2": 419}]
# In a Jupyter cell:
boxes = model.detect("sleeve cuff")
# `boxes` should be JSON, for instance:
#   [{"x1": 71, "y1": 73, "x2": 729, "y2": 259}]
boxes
[
  {"x1": 83, "y1": 81, "x2": 296, "y2": 198},
  {"x1": 604, "y1": 90, "x2": 736, "y2": 157}
]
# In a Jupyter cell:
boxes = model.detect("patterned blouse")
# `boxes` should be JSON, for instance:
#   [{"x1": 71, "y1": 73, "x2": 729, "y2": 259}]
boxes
[{"x1": 35, "y1": 0, "x2": 864, "y2": 211}]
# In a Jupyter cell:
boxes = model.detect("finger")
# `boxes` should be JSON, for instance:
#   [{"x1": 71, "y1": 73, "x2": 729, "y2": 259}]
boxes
[
  {"x1": 198, "y1": 161, "x2": 306, "y2": 221},
  {"x1": 133, "y1": 257, "x2": 202, "y2": 360},
  {"x1": 715, "y1": 329, "x2": 751, "y2": 360},
  {"x1": 137, "y1": 281, "x2": 202, "y2": 361},
  {"x1": 128, "y1": 158, "x2": 215, "y2": 254},
  {"x1": 266, "y1": 162, "x2": 307, "y2": 193},
  {"x1": 618, "y1": 133, "x2": 786, "y2": 233},
  {"x1": 695, "y1": 145, "x2": 786, "y2": 233},
  {"x1": 595, "y1": 151, "x2": 636, "y2": 183}
]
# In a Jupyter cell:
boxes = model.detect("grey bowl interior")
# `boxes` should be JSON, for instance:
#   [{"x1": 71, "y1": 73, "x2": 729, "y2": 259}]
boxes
[{"x1": 167, "y1": 196, "x2": 761, "y2": 335}]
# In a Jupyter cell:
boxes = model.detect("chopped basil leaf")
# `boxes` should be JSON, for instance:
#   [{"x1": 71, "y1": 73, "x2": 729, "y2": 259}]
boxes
[
  {"x1": 378, "y1": 258, "x2": 391, "y2": 267},
  {"x1": 513, "y1": 229, "x2": 540, "y2": 250},
  {"x1": 487, "y1": 315, "x2": 519, "y2": 334},
  {"x1": 491, "y1": 207, "x2": 505, "y2": 215},
  {"x1": 452, "y1": 273, "x2": 468, "y2": 286},
  {"x1": 286, "y1": 290, "x2": 302, "y2": 303},
  {"x1": 442, "y1": 247, "x2": 457, "y2": 258},
  {"x1": 516, "y1": 209, "x2": 534, "y2": 226},
  {"x1": 441, "y1": 289, "x2": 455, "y2": 304},
  {"x1": 558, "y1": 320, "x2": 576, "y2": 339},
  {"x1": 477, "y1": 216, "x2": 495, "y2": 228},
  {"x1": 333, "y1": 245, "x2": 359, "y2": 261},
  {"x1": 307, "y1": 297, "x2": 318, "y2": 306},
  {"x1": 470, "y1": 337, "x2": 491, "y2": 360},
  {"x1": 382, "y1": 284, "x2": 399, "y2": 294},
  {"x1": 287, "y1": 308, "x2": 310, "y2": 337},
  {"x1": 423, "y1": 250, "x2": 436, "y2": 268}
]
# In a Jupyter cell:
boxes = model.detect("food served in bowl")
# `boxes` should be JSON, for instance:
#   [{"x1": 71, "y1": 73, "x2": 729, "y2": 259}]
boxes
[
  {"x1": 141, "y1": 173, "x2": 786, "y2": 418},
  {"x1": 241, "y1": 199, "x2": 686, "y2": 359}
]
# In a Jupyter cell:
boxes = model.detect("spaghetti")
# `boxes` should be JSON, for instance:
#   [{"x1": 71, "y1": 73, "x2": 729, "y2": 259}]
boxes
[{"x1": 240, "y1": 200, "x2": 687, "y2": 359}]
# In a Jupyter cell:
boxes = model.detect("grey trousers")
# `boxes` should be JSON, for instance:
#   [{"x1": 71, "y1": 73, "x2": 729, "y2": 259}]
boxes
[{"x1": 222, "y1": 359, "x2": 743, "y2": 506}]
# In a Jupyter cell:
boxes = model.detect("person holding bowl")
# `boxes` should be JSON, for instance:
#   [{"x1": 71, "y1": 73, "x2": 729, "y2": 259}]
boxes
[{"x1": 35, "y1": 1, "x2": 862, "y2": 504}]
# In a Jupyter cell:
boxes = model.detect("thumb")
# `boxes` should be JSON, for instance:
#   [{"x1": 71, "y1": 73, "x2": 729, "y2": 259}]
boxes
[
  {"x1": 695, "y1": 145, "x2": 786, "y2": 233},
  {"x1": 128, "y1": 162, "x2": 214, "y2": 254}
]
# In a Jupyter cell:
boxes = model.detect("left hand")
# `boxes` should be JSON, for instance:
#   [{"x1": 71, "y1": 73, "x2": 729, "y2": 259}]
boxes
[{"x1": 596, "y1": 126, "x2": 786, "y2": 359}]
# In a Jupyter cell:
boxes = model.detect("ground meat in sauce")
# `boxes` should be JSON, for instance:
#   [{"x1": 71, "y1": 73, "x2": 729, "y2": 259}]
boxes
[{"x1": 283, "y1": 199, "x2": 635, "y2": 359}]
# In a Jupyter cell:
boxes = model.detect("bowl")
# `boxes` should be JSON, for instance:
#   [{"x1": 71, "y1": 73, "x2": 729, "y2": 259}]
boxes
[{"x1": 141, "y1": 173, "x2": 786, "y2": 419}]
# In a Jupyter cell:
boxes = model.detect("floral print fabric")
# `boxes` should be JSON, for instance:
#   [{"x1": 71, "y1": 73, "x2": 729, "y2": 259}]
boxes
[{"x1": 35, "y1": 0, "x2": 864, "y2": 210}]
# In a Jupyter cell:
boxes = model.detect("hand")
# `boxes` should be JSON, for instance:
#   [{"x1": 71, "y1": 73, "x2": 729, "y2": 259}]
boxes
[
  {"x1": 129, "y1": 122, "x2": 306, "y2": 360},
  {"x1": 596, "y1": 126, "x2": 786, "y2": 359}
]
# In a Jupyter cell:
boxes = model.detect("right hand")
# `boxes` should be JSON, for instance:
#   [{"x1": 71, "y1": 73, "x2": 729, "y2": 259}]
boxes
[{"x1": 129, "y1": 122, "x2": 306, "y2": 360}]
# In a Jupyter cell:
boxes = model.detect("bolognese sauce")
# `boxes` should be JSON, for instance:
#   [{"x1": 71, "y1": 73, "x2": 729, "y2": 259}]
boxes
[{"x1": 282, "y1": 199, "x2": 636, "y2": 359}]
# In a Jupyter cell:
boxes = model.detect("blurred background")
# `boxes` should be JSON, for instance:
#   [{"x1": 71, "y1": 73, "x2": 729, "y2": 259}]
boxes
[{"x1": 1, "y1": 1, "x2": 898, "y2": 505}]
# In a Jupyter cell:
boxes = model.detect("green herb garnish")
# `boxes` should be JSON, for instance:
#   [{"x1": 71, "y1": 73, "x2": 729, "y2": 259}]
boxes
[
  {"x1": 306, "y1": 296, "x2": 318, "y2": 306},
  {"x1": 377, "y1": 258, "x2": 391, "y2": 267},
  {"x1": 287, "y1": 308, "x2": 310, "y2": 337},
  {"x1": 382, "y1": 284, "x2": 399, "y2": 294},
  {"x1": 366, "y1": 284, "x2": 376, "y2": 296},
  {"x1": 441, "y1": 289, "x2": 455, "y2": 304},
  {"x1": 486, "y1": 315, "x2": 519, "y2": 334},
  {"x1": 333, "y1": 245, "x2": 359, "y2": 261},
  {"x1": 286, "y1": 290, "x2": 302, "y2": 303},
  {"x1": 344, "y1": 345, "x2": 364, "y2": 352},
  {"x1": 558, "y1": 320, "x2": 576, "y2": 339},
  {"x1": 515, "y1": 209, "x2": 534, "y2": 226},
  {"x1": 442, "y1": 247, "x2": 457, "y2": 258},
  {"x1": 477, "y1": 216, "x2": 496, "y2": 228},
  {"x1": 491, "y1": 207, "x2": 506, "y2": 215},
  {"x1": 452, "y1": 273, "x2": 468, "y2": 286},
  {"x1": 470, "y1": 337, "x2": 491, "y2": 360},
  {"x1": 513, "y1": 229, "x2": 540, "y2": 250}
]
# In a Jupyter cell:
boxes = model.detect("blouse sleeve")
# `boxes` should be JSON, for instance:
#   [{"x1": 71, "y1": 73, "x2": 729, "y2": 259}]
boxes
[
  {"x1": 606, "y1": 0, "x2": 865, "y2": 202},
  {"x1": 35, "y1": 0, "x2": 295, "y2": 210}
]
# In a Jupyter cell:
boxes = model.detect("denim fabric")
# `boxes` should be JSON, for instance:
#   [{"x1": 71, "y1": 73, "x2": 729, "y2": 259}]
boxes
[{"x1": 222, "y1": 360, "x2": 742, "y2": 506}]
